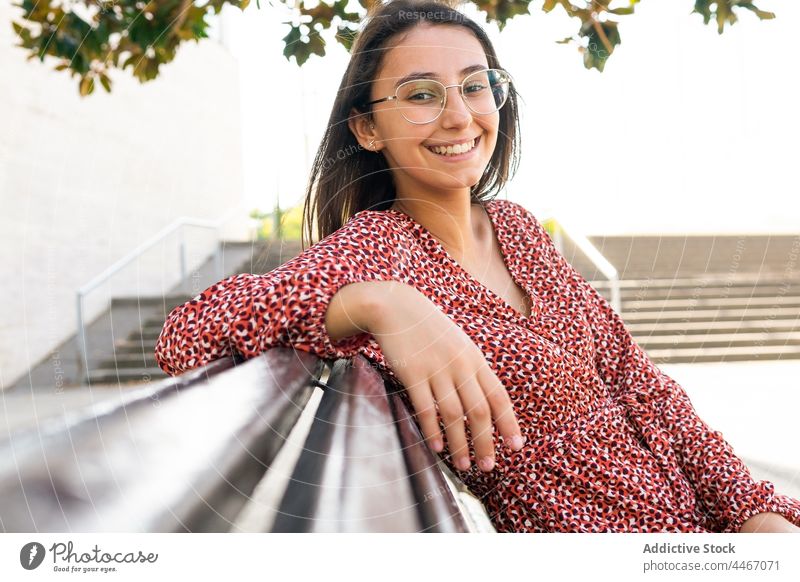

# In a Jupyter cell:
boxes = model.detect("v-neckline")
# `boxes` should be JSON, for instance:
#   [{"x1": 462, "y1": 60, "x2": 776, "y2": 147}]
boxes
[{"x1": 384, "y1": 199, "x2": 538, "y2": 322}]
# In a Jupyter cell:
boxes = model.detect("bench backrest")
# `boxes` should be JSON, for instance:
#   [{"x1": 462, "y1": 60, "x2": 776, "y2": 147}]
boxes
[{"x1": 0, "y1": 349, "x2": 485, "y2": 532}]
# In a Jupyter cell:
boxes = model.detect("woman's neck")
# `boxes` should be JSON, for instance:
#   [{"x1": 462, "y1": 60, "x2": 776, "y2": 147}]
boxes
[{"x1": 389, "y1": 197, "x2": 489, "y2": 266}]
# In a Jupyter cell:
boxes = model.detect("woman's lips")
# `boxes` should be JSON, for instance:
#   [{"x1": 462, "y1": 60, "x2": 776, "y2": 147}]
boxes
[{"x1": 424, "y1": 135, "x2": 481, "y2": 161}]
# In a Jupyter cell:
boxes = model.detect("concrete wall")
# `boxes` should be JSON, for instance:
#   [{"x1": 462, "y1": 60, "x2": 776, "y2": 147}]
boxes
[{"x1": 0, "y1": 3, "x2": 246, "y2": 388}]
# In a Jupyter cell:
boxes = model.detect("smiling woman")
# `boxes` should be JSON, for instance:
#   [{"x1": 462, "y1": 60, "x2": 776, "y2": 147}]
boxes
[
  {"x1": 300, "y1": 0, "x2": 522, "y2": 244},
  {"x1": 154, "y1": 0, "x2": 800, "y2": 534}
]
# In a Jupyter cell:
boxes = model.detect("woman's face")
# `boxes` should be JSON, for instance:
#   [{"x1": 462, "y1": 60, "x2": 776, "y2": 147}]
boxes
[{"x1": 350, "y1": 24, "x2": 500, "y2": 199}]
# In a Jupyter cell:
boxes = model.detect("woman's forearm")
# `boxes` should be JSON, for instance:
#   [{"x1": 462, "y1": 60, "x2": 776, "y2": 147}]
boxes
[
  {"x1": 739, "y1": 511, "x2": 800, "y2": 532},
  {"x1": 325, "y1": 280, "x2": 394, "y2": 342}
]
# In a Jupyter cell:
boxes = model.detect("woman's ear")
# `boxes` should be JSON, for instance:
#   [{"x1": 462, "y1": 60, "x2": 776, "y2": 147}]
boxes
[{"x1": 348, "y1": 108, "x2": 380, "y2": 152}]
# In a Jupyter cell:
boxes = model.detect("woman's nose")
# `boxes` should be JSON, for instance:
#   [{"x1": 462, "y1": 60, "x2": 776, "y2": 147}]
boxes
[{"x1": 439, "y1": 85, "x2": 472, "y2": 125}]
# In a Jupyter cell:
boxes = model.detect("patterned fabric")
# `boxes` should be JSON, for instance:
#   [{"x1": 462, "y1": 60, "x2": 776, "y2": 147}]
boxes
[{"x1": 155, "y1": 198, "x2": 800, "y2": 532}]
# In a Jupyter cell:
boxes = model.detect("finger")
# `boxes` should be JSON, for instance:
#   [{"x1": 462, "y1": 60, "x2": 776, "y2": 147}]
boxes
[
  {"x1": 404, "y1": 377, "x2": 443, "y2": 452},
  {"x1": 478, "y1": 364, "x2": 525, "y2": 451},
  {"x1": 455, "y1": 370, "x2": 496, "y2": 472},
  {"x1": 430, "y1": 375, "x2": 470, "y2": 471}
]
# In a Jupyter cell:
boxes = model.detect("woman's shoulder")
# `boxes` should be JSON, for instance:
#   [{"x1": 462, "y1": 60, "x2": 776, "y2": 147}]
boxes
[
  {"x1": 488, "y1": 198, "x2": 547, "y2": 235},
  {"x1": 291, "y1": 208, "x2": 412, "y2": 270},
  {"x1": 310, "y1": 208, "x2": 407, "y2": 244},
  {"x1": 339, "y1": 207, "x2": 417, "y2": 245},
  {"x1": 348, "y1": 207, "x2": 408, "y2": 229}
]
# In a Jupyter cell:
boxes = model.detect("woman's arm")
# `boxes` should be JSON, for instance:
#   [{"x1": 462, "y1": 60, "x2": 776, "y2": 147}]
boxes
[
  {"x1": 510, "y1": 200, "x2": 800, "y2": 533},
  {"x1": 739, "y1": 512, "x2": 800, "y2": 533},
  {"x1": 154, "y1": 214, "x2": 400, "y2": 376},
  {"x1": 325, "y1": 280, "x2": 387, "y2": 342}
]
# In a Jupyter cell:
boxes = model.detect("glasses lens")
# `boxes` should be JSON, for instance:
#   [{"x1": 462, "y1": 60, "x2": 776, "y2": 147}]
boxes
[
  {"x1": 463, "y1": 69, "x2": 510, "y2": 115},
  {"x1": 396, "y1": 79, "x2": 445, "y2": 124},
  {"x1": 394, "y1": 69, "x2": 512, "y2": 124}
]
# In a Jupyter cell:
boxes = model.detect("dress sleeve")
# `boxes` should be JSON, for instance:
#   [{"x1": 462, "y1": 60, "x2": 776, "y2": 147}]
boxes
[
  {"x1": 512, "y1": 200, "x2": 800, "y2": 533},
  {"x1": 154, "y1": 213, "x2": 400, "y2": 377}
]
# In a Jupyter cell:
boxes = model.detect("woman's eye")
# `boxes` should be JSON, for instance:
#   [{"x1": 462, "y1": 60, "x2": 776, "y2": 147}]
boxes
[
  {"x1": 408, "y1": 91, "x2": 437, "y2": 101},
  {"x1": 465, "y1": 83, "x2": 488, "y2": 94}
]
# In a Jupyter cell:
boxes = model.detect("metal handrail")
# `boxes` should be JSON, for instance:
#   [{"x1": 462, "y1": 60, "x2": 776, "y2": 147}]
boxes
[
  {"x1": 75, "y1": 207, "x2": 243, "y2": 384},
  {"x1": 542, "y1": 213, "x2": 622, "y2": 315}
]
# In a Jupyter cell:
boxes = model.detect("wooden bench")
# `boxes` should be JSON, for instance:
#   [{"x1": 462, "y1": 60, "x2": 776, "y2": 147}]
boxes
[{"x1": 0, "y1": 349, "x2": 495, "y2": 532}]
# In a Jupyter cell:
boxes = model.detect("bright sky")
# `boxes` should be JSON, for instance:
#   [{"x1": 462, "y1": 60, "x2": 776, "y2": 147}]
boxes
[{"x1": 222, "y1": 1, "x2": 799, "y2": 235}]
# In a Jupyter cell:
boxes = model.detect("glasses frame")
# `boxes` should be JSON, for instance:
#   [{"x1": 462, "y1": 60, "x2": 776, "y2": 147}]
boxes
[{"x1": 363, "y1": 67, "x2": 514, "y2": 125}]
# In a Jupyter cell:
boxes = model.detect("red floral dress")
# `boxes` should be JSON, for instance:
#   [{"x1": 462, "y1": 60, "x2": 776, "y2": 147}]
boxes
[{"x1": 154, "y1": 198, "x2": 800, "y2": 533}]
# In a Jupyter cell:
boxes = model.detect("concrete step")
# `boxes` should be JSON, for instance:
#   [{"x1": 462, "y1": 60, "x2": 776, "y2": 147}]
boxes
[
  {"x1": 128, "y1": 327, "x2": 164, "y2": 342},
  {"x1": 607, "y1": 285, "x2": 800, "y2": 301},
  {"x1": 589, "y1": 274, "x2": 800, "y2": 289},
  {"x1": 111, "y1": 294, "x2": 193, "y2": 309},
  {"x1": 637, "y1": 331, "x2": 800, "y2": 350},
  {"x1": 114, "y1": 339, "x2": 158, "y2": 354},
  {"x1": 619, "y1": 305, "x2": 800, "y2": 323},
  {"x1": 86, "y1": 367, "x2": 167, "y2": 385},
  {"x1": 143, "y1": 317, "x2": 170, "y2": 329},
  {"x1": 622, "y1": 296, "x2": 800, "y2": 312},
  {"x1": 626, "y1": 318, "x2": 800, "y2": 335},
  {"x1": 647, "y1": 344, "x2": 800, "y2": 364},
  {"x1": 96, "y1": 354, "x2": 161, "y2": 369}
]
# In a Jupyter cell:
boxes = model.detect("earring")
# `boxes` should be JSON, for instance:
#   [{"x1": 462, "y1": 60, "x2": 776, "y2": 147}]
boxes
[{"x1": 369, "y1": 139, "x2": 375, "y2": 149}]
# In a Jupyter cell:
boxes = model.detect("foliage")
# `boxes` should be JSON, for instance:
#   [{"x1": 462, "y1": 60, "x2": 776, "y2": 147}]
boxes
[
  {"x1": 10, "y1": 0, "x2": 777, "y2": 96},
  {"x1": 540, "y1": 216, "x2": 561, "y2": 239},
  {"x1": 251, "y1": 204, "x2": 302, "y2": 240}
]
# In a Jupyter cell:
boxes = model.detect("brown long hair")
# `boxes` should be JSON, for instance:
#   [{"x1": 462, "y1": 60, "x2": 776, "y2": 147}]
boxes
[{"x1": 300, "y1": 0, "x2": 523, "y2": 249}]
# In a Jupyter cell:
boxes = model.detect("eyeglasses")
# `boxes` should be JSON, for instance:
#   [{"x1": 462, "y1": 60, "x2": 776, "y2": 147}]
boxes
[{"x1": 363, "y1": 68, "x2": 513, "y2": 125}]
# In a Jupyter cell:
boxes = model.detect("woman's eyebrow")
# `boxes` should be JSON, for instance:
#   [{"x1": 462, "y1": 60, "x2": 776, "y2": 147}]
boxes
[{"x1": 393, "y1": 64, "x2": 487, "y2": 88}]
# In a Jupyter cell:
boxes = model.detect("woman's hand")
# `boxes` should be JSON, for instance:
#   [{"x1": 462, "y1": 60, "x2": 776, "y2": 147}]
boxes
[
  {"x1": 739, "y1": 512, "x2": 800, "y2": 533},
  {"x1": 363, "y1": 281, "x2": 525, "y2": 473}
]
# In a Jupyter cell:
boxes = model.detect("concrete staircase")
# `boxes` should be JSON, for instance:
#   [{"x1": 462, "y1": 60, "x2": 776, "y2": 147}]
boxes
[
  {"x1": 13, "y1": 239, "x2": 303, "y2": 390},
  {"x1": 85, "y1": 239, "x2": 305, "y2": 385},
  {"x1": 559, "y1": 233, "x2": 800, "y2": 364}
]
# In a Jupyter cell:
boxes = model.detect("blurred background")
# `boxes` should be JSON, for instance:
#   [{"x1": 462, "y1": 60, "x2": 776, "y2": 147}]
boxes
[{"x1": 1, "y1": 0, "x2": 798, "y2": 517}]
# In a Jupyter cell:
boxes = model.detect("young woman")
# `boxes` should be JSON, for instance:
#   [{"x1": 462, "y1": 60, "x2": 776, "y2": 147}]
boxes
[{"x1": 155, "y1": 0, "x2": 800, "y2": 533}]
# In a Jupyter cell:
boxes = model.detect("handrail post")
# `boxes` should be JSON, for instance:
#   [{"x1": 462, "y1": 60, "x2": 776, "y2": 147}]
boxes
[
  {"x1": 76, "y1": 293, "x2": 86, "y2": 385},
  {"x1": 214, "y1": 227, "x2": 223, "y2": 280},
  {"x1": 610, "y1": 277, "x2": 621, "y2": 314},
  {"x1": 73, "y1": 207, "x2": 244, "y2": 387},
  {"x1": 179, "y1": 226, "x2": 187, "y2": 285},
  {"x1": 546, "y1": 214, "x2": 623, "y2": 317},
  {"x1": 553, "y1": 226, "x2": 563, "y2": 255}
]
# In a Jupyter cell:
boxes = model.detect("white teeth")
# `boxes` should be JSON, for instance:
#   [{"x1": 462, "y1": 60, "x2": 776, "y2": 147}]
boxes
[{"x1": 427, "y1": 138, "x2": 476, "y2": 156}]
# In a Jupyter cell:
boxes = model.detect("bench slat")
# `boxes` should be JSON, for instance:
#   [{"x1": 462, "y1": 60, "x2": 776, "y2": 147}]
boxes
[
  {"x1": 272, "y1": 356, "x2": 421, "y2": 532},
  {"x1": 388, "y1": 391, "x2": 470, "y2": 533},
  {"x1": 0, "y1": 349, "x2": 323, "y2": 532},
  {"x1": 272, "y1": 355, "x2": 471, "y2": 532}
]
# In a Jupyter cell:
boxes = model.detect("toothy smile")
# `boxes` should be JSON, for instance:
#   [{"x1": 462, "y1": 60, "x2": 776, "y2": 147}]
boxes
[{"x1": 424, "y1": 135, "x2": 481, "y2": 156}]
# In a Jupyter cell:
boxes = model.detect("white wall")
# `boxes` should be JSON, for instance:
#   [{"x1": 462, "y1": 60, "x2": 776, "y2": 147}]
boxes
[{"x1": 0, "y1": 3, "x2": 246, "y2": 388}]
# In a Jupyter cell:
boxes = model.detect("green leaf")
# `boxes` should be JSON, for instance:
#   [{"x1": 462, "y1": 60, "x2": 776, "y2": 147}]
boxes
[
  {"x1": 99, "y1": 72, "x2": 112, "y2": 93},
  {"x1": 335, "y1": 23, "x2": 358, "y2": 52},
  {"x1": 283, "y1": 25, "x2": 327, "y2": 65},
  {"x1": 79, "y1": 75, "x2": 94, "y2": 97}
]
